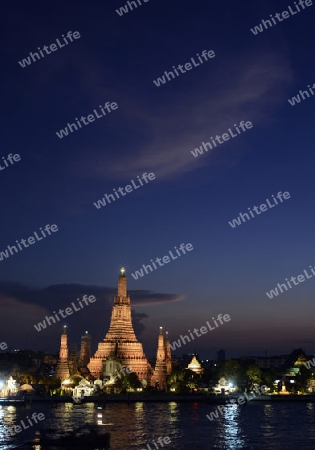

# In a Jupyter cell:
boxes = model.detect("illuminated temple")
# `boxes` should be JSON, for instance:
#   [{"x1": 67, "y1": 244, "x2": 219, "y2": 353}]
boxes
[
  {"x1": 87, "y1": 268, "x2": 172, "y2": 385},
  {"x1": 55, "y1": 268, "x2": 172, "y2": 387},
  {"x1": 55, "y1": 325, "x2": 70, "y2": 380},
  {"x1": 151, "y1": 327, "x2": 172, "y2": 389}
]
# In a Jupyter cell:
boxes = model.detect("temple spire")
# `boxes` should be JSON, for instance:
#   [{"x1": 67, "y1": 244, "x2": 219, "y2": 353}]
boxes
[
  {"x1": 79, "y1": 330, "x2": 91, "y2": 368},
  {"x1": 164, "y1": 331, "x2": 172, "y2": 374},
  {"x1": 88, "y1": 269, "x2": 151, "y2": 382},
  {"x1": 151, "y1": 327, "x2": 167, "y2": 390},
  {"x1": 118, "y1": 267, "x2": 127, "y2": 297},
  {"x1": 55, "y1": 325, "x2": 70, "y2": 380}
]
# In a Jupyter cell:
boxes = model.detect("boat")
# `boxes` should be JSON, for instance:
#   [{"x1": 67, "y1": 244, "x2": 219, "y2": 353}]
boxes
[{"x1": 72, "y1": 396, "x2": 82, "y2": 404}]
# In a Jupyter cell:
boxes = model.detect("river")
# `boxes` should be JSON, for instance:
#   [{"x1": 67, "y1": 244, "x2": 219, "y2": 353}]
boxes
[{"x1": 1, "y1": 400, "x2": 315, "y2": 449}]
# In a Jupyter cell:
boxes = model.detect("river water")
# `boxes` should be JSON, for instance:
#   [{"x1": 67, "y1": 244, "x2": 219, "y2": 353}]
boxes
[{"x1": 1, "y1": 400, "x2": 315, "y2": 449}]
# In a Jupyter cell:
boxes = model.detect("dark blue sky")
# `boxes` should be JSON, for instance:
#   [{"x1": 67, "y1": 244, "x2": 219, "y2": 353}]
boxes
[{"x1": 1, "y1": 0, "x2": 315, "y2": 358}]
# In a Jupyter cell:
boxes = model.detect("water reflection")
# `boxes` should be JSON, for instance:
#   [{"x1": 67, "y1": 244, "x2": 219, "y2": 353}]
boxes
[
  {"x1": 260, "y1": 404, "x2": 275, "y2": 440},
  {"x1": 0, "y1": 401, "x2": 314, "y2": 449},
  {"x1": 306, "y1": 403, "x2": 315, "y2": 432},
  {"x1": 134, "y1": 402, "x2": 145, "y2": 444},
  {"x1": 219, "y1": 404, "x2": 246, "y2": 449},
  {"x1": 0, "y1": 405, "x2": 17, "y2": 439},
  {"x1": 168, "y1": 402, "x2": 179, "y2": 424}
]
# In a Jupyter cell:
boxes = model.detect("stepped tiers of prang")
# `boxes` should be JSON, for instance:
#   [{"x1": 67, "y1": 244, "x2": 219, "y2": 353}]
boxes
[
  {"x1": 88, "y1": 268, "x2": 166, "y2": 383},
  {"x1": 54, "y1": 268, "x2": 172, "y2": 387},
  {"x1": 55, "y1": 325, "x2": 70, "y2": 380}
]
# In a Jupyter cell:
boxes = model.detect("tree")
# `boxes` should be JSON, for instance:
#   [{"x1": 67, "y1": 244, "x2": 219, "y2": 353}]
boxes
[
  {"x1": 294, "y1": 366, "x2": 312, "y2": 393},
  {"x1": 167, "y1": 368, "x2": 203, "y2": 393},
  {"x1": 185, "y1": 369, "x2": 201, "y2": 391},
  {"x1": 246, "y1": 365, "x2": 262, "y2": 389},
  {"x1": 167, "y1": 368, "x2": 188, "y2": 393},
  {"x1": 219, "y1": 360, "x2": 244, "y2": 389},
  {"x1": 40, "y1": 376, "x2": 61, "y2": 394},
  {"x1": 15, "y1": 372, "x2": 38, "y2": 385},
  {"x1": 261, "y1": 370, "x2": 275, "y2": 392},
  {"x1": 115, "y1": 372, "x2": 141, "y2": 392}
]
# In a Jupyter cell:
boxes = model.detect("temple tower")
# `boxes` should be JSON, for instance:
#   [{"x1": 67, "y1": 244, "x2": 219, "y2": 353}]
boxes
[
  {"x1": 164, "y1": 331, "x2": 172, "y2": 374},
  {"x1": 151, "y1": 327, "x2": 168, "y2": 390},
  {"x1": 55, "y1": 325, "x2": 70, "y2": 380},
  {"x1": 68, "y1": 343, "x2": 79, "y2": 375},
  {"x1": 88, "y1": 268, "x2": 151, "y2": 383},
  {"x1": 79, "y1": 331, "x2": 91, "y2": 367}
]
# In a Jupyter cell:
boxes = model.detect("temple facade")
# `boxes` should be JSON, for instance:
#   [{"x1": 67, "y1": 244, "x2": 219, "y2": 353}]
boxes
[{"x1": 88, "y1": 268, "x2": 152, "y2": 383}]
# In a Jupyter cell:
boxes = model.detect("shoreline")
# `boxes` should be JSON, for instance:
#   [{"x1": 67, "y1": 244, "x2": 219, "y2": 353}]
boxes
[{"x1": 3, "y1": 394, "x2": 315, "y2": 405}]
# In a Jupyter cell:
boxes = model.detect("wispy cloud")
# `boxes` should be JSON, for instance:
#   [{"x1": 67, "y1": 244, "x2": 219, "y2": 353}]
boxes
[{"x1": 72, "y1": 47, "x2": 293, "y2": 182}]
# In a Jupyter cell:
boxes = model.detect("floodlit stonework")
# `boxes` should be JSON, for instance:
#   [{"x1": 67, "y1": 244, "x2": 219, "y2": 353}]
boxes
[
  {"x1": 55, "y1": 325, "x2": 70, "y2": 380},
  {"x1": 187, "y1": 355, "x2": 203, "y2": 375},
  {"x1": 151, "y1": 327, "x2": 172, "y2": 390},
  {"x1": 88, "y1": 268, "x2": 152, "y2": 383},
  {"x1": 79, "y1": 331, "x2": 91, "y2": 367}
]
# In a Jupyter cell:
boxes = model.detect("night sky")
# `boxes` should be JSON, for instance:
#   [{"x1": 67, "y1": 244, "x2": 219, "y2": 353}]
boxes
[{"x1": 1, "y1": 0, "x2": 315, "y2": 359}]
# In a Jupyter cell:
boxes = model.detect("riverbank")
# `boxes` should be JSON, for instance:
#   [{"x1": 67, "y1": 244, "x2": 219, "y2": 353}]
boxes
[{"x1": 2, "y1": 393, "x2": 315, "y2": 405}]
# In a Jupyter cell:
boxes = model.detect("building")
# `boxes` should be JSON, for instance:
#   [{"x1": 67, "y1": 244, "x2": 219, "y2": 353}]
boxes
[
  {"x1": 164, "y1": 331, "x2": 172, "y2": 374},
  {"x1": 151, "y1": 327, "x2": 172, "y2": 389},
  {"x1": 88, "y1": 268, "x2": 152, "y2": 384},
  {"x1": 54, "y1": 269, "x2": 172, "y2": 389},
  {"x1": 186, "y1": 355, "x2": 203, "y2": 375},
  {"x1": 281, "y1": 348, "x2": 309, "y2": 377},
  {"x1": 55, "y1": 325, "x2": 70, "y2": 380},
  {"x1": 252, "y1": 355, "x2": 287, "y2": 369},
  {"x1": 68, "y1": 343, "x2": 79, "y2": 375},
  {"x1": 79, "y1": 331, "x2": 91, "y2": 368}
]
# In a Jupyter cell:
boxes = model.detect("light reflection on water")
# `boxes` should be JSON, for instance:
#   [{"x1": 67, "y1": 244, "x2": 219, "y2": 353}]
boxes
[
  {"x1": 0, "y1": 401, "x2": 315, "y2": 449},
  {"x1": 260, "y1": 405, "x2": 275, "y2": 440},
  {"x1": 219, "y1": 404, "x2": 247, "y2": 449}
]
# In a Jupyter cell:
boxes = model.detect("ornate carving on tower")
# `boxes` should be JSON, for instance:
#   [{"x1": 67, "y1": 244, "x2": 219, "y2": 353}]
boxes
[
  {"x1": 88, "y1": 268, "x2": 151, "y2": 382},
  {"x1": 55, "y1": 325, "x2": 70, "y2": 380},
  {"x1": 151, "y1": 327, "x2": 168, "y2": 390}
]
